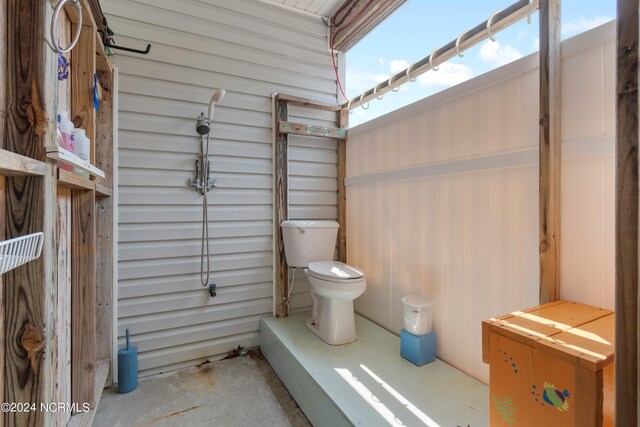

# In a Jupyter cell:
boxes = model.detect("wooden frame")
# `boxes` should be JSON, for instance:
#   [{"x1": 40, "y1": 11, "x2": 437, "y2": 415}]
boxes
[
  {"x1": 538, "y1": 0, "x2": 562, "y2": 304},
  {"x1": 615, "y1": 0, "x2": 639, "y2": 424},
  {"x1": 273, "y1": 94, "x2": 347, "y2": 318}
]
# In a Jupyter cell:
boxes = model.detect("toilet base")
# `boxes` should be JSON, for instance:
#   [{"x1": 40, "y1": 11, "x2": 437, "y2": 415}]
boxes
[{"x1": 306, "y1": 297, "x2": 358, "y2": 345}]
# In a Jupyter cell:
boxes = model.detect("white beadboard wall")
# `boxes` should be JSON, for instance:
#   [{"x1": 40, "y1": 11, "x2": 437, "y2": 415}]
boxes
[
  {"x1": 346, "y1": 22, "x2": 615, "y2": 384},
  {"x1": 103, "y1": 0, "x2": 338, "y2": 376}
]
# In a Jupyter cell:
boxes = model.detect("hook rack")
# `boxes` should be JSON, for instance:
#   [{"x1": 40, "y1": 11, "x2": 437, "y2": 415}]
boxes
[
  {"x1": 487, "y1": 9, "x2": 502, "y2": 42},
  {"x1": 430, "y1": 48, "x2": 441, "y2": 71},
  {"x1": 98, "y1": 29, "x2": 152, "y2": 55}
]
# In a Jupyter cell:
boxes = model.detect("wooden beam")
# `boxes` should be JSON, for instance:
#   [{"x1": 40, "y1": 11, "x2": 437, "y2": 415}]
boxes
[
  {"x1": 275, "y1": 99, "x2": 289, "y2": 318},
  {"x1": 71, "y1": 189, "x2": 96, "y2": 410},
  {"x1": 71, "y1": 14, "x2": 97, "y2": 164},
  {"x1": 337, "y1": 109, "x2": 348, "y2": 263},
  {"x1": 274, "y1": 94, "x2": 341, "y2": 112},
  {"x1": 0, "y1": 148, "x2": 47, "y2": 176},
  {"x1": 67, "y1": 359, "x2": 109, "y2": 427},
  {"x1": 58, "y1": 169, "x2": 95, "y2": 191},
  {"x1": 278, "y1": 120, "x2": 347, "y2": 140},
  {"x1": 615, "y1": 0, "x2": 639, "y2": 424},
  {"x1": 331, "y1": 0, "x2": 407, "y2": 52},
  {"x1": 4, "y1": 0, "x2": 59, "y2": 425},
  {"x1": 95, "y1": 70, "x2": 114, "y2": 386},
  {"x1": 538, "y1": 0, "x2": 561, "y2": 304}
]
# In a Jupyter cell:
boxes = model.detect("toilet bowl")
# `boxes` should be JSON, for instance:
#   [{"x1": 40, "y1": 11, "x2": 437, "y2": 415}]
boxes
[
  {"x1": 305, "y1": 261, "x2": 366, "y2": 345},
  {"x1": 280, "y1": 220, "x2": 367, "y2": 345}
]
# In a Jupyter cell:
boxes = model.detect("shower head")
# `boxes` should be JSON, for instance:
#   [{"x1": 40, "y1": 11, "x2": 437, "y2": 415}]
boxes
[
  {"x1": 196, "y1": 112, "x2": 210, "y2": 135},
  {"x1": 207, "y1": 89, "x2": 226, "y2": 121}
]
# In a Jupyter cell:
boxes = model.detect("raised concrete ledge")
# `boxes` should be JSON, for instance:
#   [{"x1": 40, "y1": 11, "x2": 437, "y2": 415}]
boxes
[{"x1": 260, "y1": 311, "x2": 488, "y2": 427}]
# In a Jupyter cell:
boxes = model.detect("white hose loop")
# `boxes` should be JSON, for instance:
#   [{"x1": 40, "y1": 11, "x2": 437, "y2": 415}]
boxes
[
  {"x1": 430, "y1": 48, "x2": 440, "y2": 71},
  {"x1": 487, "y1": 9, "x2": 501, "y2": 42},
  {"x1": 455, "y1": 30, "x2": 468, "y2": 57},
  {"x1": 526, "y1": 0, "x2": 534, "y2": 24},
  {"x1": 388, "y1": 75, "x2": 400, "y2": 92},
  {"x1": 407, "y1": 62, "x2": 419, "y2": 82},
  {"x1": 51, "y1": 0, "x2": 82, "y2": 53},
  {"x1": 373, "y1": 83, "x2": 384, "y2": 100}
]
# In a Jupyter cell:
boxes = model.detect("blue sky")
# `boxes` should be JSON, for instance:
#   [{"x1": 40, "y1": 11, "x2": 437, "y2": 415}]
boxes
[{"x1": 345, "y1": 0, "x2": 616, "y2": 126}]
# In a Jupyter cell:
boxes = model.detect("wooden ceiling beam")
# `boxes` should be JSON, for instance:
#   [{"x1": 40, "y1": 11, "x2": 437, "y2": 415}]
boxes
[{"x1": 330, "y1": 0, "x2": 406, "y2": 52}]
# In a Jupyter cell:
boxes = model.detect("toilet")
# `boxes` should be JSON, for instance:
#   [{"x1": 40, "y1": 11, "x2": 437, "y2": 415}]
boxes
[{"x1": 281, "y1": 220, "x2": 366, "y2": 345}]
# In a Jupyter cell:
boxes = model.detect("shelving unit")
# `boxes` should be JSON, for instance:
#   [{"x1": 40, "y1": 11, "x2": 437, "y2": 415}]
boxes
[{"x1": 1, "y1": 0, "x2": 116, "y2": 426}]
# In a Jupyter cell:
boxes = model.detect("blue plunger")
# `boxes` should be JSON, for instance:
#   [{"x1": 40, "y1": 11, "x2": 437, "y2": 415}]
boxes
[{"x1": 118, "y1": 328, "x2": 138, "y2": 393}]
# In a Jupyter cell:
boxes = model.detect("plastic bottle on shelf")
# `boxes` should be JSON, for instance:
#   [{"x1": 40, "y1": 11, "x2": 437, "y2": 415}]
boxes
[
  {"x1": 57, "y1": 112, "x2": 73, "y2": 171},
  {"x1": 73, "y1": 128, "x2": 91, "y2": 179}
]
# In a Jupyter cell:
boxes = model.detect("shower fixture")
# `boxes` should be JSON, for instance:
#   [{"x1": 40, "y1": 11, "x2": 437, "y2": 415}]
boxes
[
  {"x1": 189, "y1": 89, "x2": 226, "y2": 194},
  {"x1": 187, "y1": 88, "x2": 226, "y2": 291}
]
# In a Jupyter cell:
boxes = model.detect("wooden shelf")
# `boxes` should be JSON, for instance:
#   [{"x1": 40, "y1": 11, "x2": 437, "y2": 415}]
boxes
[
  {"x1": 95, "y1": 183, "x2": 112, "y2": 198},
  {"x1": 57, "y1": 169, "x2": 95, "y2": 191},
  {"x1": 0, "y1": 148, "x2": 47, "y2": 176},
  {"x1": 46, "y1": 145, "x2": 105, "y2": 179}
]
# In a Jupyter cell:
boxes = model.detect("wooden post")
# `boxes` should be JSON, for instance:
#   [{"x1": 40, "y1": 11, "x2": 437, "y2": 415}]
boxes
[
  {"x1": 337, "y1": 109, "x2": 348, "y2": 263},
  {"x1": 615, "y1": 0, "x2": 639, "y2": 424},
  {"x1": 0, "y1": 0, "x2": 7, "y2": 416},
  {"x1": 4, "y1": 0, "x2": 59, "y2": 425},
  {"x1": 71, "y1": 189, "x2": 96, "y2": 409},
  {"x1": 95, "y1": 71, "x2": 114, "y2": 384},
  {"x1": 275, "y1": 97, "x2": 289, "y2": 318},
  {"x1": 538, "y1": 0, "x2": 561, "y2": 304}
]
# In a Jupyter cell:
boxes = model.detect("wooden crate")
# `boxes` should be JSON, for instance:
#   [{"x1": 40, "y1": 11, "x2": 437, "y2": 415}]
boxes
[{"x1": 482, "y1": 300, "x2": 614, "y2": 426}]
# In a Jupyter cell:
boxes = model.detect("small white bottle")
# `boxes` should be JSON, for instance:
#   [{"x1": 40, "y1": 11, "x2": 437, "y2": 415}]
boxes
[
  {"x1": 58, "y1": 111, "x2": 74, "y2": 171},
  {"x1": 73, "y1": 128, "x2": 90, "y2": 179}
]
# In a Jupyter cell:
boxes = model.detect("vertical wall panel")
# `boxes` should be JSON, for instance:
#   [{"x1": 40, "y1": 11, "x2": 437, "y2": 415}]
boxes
[
  {"x1": 104, "y1": 0, "x2": 337, "y2": 376},
  {"x1": 346, "y1": 22, "x2": 615, "y2": 383}
]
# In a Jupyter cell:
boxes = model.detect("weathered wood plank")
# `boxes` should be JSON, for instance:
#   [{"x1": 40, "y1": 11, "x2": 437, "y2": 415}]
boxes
[
  {"x1": 71, "y1": 189, "x2": 96, "y2": 409},
  {"x1": 95, "y1": 71, "x2": 114, "y2": 385},
  {"x1": 337, "y1": 109, "x2": 347, "y2": 263},
  {"x1": 66, "y1": 359, "x2": 109, "y2": 427},
  {"x1": 615, "y1": 0, "x2": 639, "y2": 424},
  {"x1": 275, "y1": 99, "x2": 289, "y2": 318},
  {"x1": 0, "y1": 148, "x2": 47, "y2": 176},
  {"x1": 275, "y1": 93, "x2": 341, "y2": 112},
  {"x1": 331, "y1": 0, "x2": 407, "y2": 52},
  {"x1": 58, "y1": 169, "x2": 95, "y2": 191},
  {"x1": 1, "y1": 1, "x2": 6, "y2": 412},
  {"x1": 4, "y1": 0, "x2": 59, "y2": 425},
  {"x1": 71, "y1": 16, "x2": 97, "y2": 164},
  {"x1": 538, "y1": 0, "x2": 561, "y2": 304},
  {"x1": 56, "y1": 189, "x2": 72, "y2": 427},
  {"x1": 278, "y1": 120, "x2": 347, "y2": 140}
]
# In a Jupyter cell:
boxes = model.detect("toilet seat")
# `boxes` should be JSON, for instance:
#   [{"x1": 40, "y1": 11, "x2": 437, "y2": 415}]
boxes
[{"x1": 307, "y1": 261, "x2": 364, "y2": 283}]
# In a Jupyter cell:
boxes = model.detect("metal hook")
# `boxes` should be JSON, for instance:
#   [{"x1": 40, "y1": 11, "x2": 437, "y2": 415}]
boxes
[
  {"x1": 487, "y1": 9, "x2": 502, "y2": 42},
  {"x1": 430, "y1": 48, "x2": 440, "y2": 71},
  {"x1": 51, "y1": 0, "x2": 82, "y2": 53},
  {"x1": 526, "y1": 0, "x2": 534, "y2": 24},
  {"x1": 407, "y1": 62, "x2": 419, "y2": 82},
  {"x1": 455, "y1": 29, "x2": 469, "y2": 57},
  {"x1": 373, "y1": 83, "x2": 384, "y2": 100},
  {"x1": 347, "y1": 99, "x2": 354, "y2": 114},
  {"x1": 360, "y1": 92, "x2": 369, "y2": 110},
  {"x1": 388, "y1": 74, "x2": 400, "y2": 92}
]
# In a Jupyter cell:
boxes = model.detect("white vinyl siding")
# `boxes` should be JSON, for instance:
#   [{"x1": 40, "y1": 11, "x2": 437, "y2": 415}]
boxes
[
  {"x1": 346, "y1": 22, "x2": 615, "y2": 385},
  {"x1": 105, "y1": 0, "x2": 338, "y2": 377}
]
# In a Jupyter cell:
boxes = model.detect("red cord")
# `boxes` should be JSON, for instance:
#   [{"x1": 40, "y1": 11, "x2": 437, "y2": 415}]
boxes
[{"x1": 329, "y1": 0, "x2": 375, "y2": 103}]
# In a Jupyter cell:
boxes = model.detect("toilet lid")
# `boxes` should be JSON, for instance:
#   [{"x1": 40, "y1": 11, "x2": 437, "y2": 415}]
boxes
[{"x1": 307, "y1": 261, "x2": 363, "y2": 280}]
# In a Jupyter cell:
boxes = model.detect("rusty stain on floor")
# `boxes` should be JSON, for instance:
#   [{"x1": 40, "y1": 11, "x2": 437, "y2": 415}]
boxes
[{"x1": 94, "y1": 353, "x2": 310, "y2": 427}]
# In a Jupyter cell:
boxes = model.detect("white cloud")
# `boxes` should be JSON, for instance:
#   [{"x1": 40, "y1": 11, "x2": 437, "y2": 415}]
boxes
[
  {"x1": 418, "y1": 62, "x2": 474, "y2": 89},
  {"x1": 562, "y1": 16, "x2": 612, "y2": 37},
  {"x1": 345, "y1": 70, "x2": 385, "y2": 96},
  {"x1": 390, "y1": 59, "x2": 410, "y2": 74},
  {"x1": 479, "y1": 41, "x2": 522, "y2": 66},
  {"x1": 378, "y1": 57, "x2": 385, "y2": 66}
]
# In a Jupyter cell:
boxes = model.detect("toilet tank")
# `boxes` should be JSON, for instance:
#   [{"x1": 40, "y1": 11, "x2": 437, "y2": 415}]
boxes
[{"x1": 281, "y1": 220, "x2": 339, "y2": 268}]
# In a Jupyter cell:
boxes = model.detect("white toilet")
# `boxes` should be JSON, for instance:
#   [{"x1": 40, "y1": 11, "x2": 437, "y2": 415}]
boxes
[{"x1": 281, "y1": 220, "x2": 366, "y2": 345}]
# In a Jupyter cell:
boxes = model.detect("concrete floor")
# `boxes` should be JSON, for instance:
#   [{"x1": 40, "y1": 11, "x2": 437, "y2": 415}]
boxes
[{"x1": 94, "y1": 354, "x2": 311, "y2": 427}]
